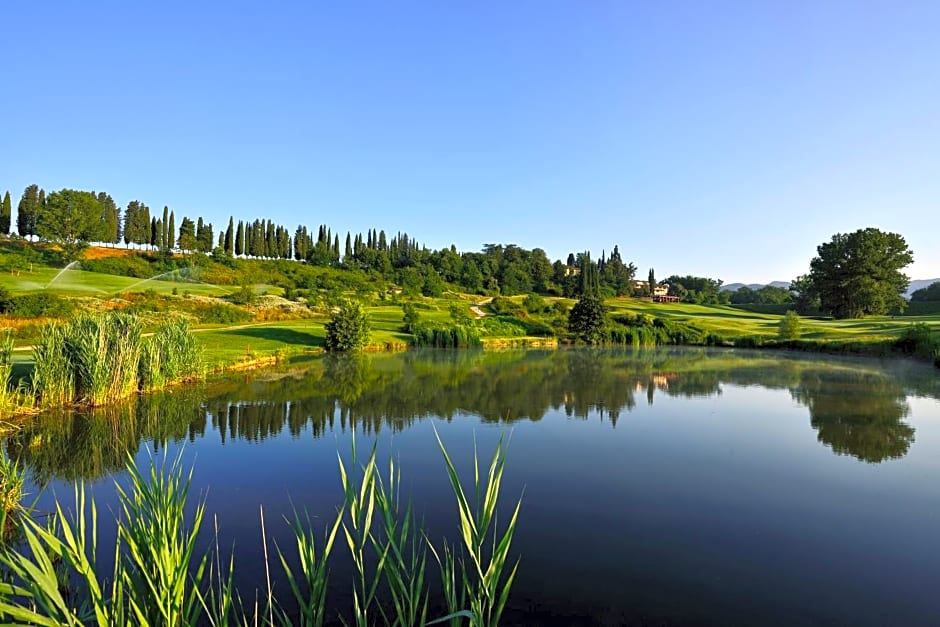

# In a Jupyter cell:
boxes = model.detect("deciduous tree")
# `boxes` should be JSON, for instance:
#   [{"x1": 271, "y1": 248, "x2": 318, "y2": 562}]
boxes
[{"x1": 806, "y1": 228, "x2": 913, "y2": 318}]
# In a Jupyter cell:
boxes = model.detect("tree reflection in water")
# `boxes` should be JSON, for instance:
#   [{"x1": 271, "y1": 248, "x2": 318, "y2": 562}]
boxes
[{"x1": 4, "y1": 348, "x2": 934, "y2": 482}]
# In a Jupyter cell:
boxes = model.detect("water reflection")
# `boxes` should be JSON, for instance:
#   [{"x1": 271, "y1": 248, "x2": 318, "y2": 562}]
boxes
[{"x1": 4, "y1": 348, "x2": 935, "y2": 482}]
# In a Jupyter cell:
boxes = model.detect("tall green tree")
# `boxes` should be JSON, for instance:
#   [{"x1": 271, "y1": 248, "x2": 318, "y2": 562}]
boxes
[
  {"x1": 37, "y1": 189, "x2": 101, "y2": 257},
  {"x1": 568, "y1": 294, "x2": 607, "y2": 344},
  {"x1": 97, "y1": 192, "x2": 119, "y2": 245},
  {"x1": 161, "y1": 206, "x2": 169, "y2": 250},
  {"x1": 235, "y1": 220, "x2": 245, "y2": 256},
  {"x1": 16, "y1": 184, "x2": 41, "y2": 239},
  {"x1": 177, "y1": 217, "x2": 196, "y2": 251},
  {"x1": 0, "y1": 191, "x2": 11, "y2": 234},
  {"x1": 647, "y1": 268, "x2": 656, "y2": 297},
  {"x1": 224, "y1": 217, "x2": 234, "y2": 256},
  {"x1": 168, "y1": 212, "x2": 175, "y2": 251},
  {"x1": 806, "y1": 228, "x2": 913, "y2": 318}
]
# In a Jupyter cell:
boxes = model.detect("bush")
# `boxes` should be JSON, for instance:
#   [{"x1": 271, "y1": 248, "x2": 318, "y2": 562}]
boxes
[
  {"x1": 196, "y1": 303, "x2": 251, "y2": 324},
  {"x1": 229, "y1": 284, "x2": 257, "y2": 306},
  {"x1": 568, "y1": 296, "x2": 607, "y2": 344},
  {"x1": 488, "y1": 297, "x2": 518, "y2": 316},
  {"x1": 401, "y1": 302, "x2": 420, "y2": 333},
  {"x1": 10, "y1": 293, "x2": 75, "y2": 318},
  {"x1": 894, "y1": 322, "x2": 937, "y2": 359},
  {"x1": 522, "y1": 293, "x2": 549, "y2": 314},
  {"x1": 778, "y1": 311, "x2": 801, "y2": 340},
  {"x1": 325, "y1": 300, "x2": 371, "y2": 352}
]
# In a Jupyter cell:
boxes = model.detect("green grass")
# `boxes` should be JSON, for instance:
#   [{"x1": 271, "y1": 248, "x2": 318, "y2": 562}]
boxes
[
  {"x1": 2, "y1": 246, "x2": 938, "y2": 369},
  {"x1": 0, "y1": 266, "x2": 230, "y2": 296},
  {"x1": 604, "y1": 298, "x2": 940, "y2": 344}
]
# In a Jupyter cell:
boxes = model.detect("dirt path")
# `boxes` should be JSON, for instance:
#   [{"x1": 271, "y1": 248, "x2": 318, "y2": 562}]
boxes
[{"x1": 470, "y1": 297, "x2": 493, "y2": 319}]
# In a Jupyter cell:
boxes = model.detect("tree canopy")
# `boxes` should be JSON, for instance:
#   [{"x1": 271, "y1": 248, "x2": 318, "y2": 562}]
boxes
[
  {"x1": 806, "y1": 228, "x2": 913, "y2": 318},
  {"x1": 910, "y1": 281, "x2": 940, "y2": 302}
]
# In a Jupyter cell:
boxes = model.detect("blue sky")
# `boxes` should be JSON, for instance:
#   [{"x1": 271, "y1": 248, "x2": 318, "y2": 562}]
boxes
[{"x1": 2, "y1": 1, "x2": 938, "y2": 283}]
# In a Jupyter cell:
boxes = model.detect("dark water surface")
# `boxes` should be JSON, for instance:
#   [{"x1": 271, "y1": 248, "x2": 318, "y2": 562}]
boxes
[{"x1": 7, "y1": 348, "x2": 940, "y2": 626}]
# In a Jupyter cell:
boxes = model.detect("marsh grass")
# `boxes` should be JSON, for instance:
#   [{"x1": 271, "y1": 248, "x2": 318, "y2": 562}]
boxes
[
  {"x1": 67, "y1": 313, "x2": 143, "y2": 406},
  {"x1": 0, "y1": 435, "x2": 522, "y2": 626},
  {"x1": 30, "y1": 321, "x2": 73, "y2": 407},
  {"x1": 0, "y1": 449, "x2": 26, "y2": 544},
  {"x1": 28, "y1": 313, "x2": 204, "y2": 411},
  {"x1": 412, "y1": 325, "x2": 483, "y2": 348},
  {"x1": 0, "y1": 327, "x2": 18, "y2": 415},
  {"x1": 140, "y1": 316, "x2": 204, "y2": 391}
]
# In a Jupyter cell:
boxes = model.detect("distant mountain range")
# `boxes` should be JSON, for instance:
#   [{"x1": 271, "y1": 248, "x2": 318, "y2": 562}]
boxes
[
  {"x1": 721, "y1": 279, "x2": 940, "y2": 299},
  {"x1": 720, "y1": 281, "x2": 790, "y2": 292}
]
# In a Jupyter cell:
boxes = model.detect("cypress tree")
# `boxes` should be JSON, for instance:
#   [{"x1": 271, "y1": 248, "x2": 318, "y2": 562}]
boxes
[
  {"x1": 16, "y1": 184, "x2": 40, "y2": 239},
  {"x1": 225, "y1": 217, "x2": 234, "y2": 255},
  {"x1": 162, "y1": 206, "x2": 169, "y2": 249},
  {"x1": 0, "y1": 190, "x2": 11, "y2": 235},
  {"x1": 648, "y1": 268, "x2": 656, "y2": 297},
  {"x1": 345, "y1": 232, "x2": 353, "y2": 261}
]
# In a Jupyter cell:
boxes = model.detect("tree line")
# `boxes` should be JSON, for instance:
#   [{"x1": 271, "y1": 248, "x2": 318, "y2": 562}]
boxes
[{"x1": 1, "y1": 183, "x2": 653, "y2": 298}]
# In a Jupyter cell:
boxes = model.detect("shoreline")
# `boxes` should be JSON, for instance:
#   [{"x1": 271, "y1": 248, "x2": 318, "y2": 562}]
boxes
[{"x1": 1, "y1": 332, "x2": 936, "y2": 431}]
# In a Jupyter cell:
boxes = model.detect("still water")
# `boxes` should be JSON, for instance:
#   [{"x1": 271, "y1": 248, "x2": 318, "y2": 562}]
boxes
[{"x1": 7, "y1": 348, "x2": 940, "y2": 625}]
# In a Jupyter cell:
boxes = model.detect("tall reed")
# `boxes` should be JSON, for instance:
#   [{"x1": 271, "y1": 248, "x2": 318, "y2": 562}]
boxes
[
  {"x1": 0, "y1": 328, "x2": 14, "y2": 412},
  {"x1": 431, "y1": 428, "x2": 522, "y2": 627},
  {"x1": 0, "y1": 436, "x2": 524, "y2": 626},
  {"x1": 139, "y1": 316, "x2": 203, "y2": 392},
  {"x1": 31, "y1": 322, "x2": 73, "y2": 407},
  {"x1": 0, "y1": 449, "x2": 26, "y2": 544},
  {"x1": 67, "y1": 313, "x2": 143, "y2": 406},
  {"x1": 412, "y1": 325, "x2": 483, "y2": 348}
]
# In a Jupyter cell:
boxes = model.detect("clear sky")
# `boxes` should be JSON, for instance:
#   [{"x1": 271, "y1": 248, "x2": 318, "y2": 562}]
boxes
[{"x1": 2, "y1": 1, "x2": 938, "y2": 284}]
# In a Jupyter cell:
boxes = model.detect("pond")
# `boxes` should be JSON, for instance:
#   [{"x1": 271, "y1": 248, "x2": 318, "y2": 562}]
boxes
[{"x1": 6, "y1": 347, "x2": 940, "y2": 625}]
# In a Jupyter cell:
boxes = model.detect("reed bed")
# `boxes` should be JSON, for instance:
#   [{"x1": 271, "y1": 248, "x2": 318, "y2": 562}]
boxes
[
  {"x1": 139, "y1": 316, "x2": 204, "y2": 391},
  {"x1": 0, "y1": 328, "x2": 14, "y2": 412},
  {"x1": 30, "y1": 322, "x2": 73, "y2": 407},
  {"x1": 26, "y1": 313, "x2": 204, "y2": 410},
  {"x1": 0, "y1": 435, "x2": 523, "y2": 626},
  {"x1": 412, "y1": 325, "x2": 483, "y2": 348},
  {"x1": 0, "y1": 449, "x2": 26, "y2": 544}
]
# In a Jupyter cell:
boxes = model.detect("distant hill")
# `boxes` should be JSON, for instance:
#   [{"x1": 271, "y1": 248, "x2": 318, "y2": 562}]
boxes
[
  {"x1": 907, "y1": 279, "x2": 940, "y2": 298},
  {"x1": 721, "y1": 281, "x2": 789, "y2": 292},
  {"x1": 721, "y1": 278, "x2": 940, "y2": 299}
]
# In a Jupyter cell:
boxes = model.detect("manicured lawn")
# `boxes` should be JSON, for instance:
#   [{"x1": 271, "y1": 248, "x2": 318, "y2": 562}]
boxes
[
  {"x1": 0, "y1": 266, "x2": 231, "y2": 296},
  {"x1": 605, "y1": 298, "x2": 940, "y2": 342},
  {"x1": 195, "y1": 306, "x2": 414, "y2": 367}
]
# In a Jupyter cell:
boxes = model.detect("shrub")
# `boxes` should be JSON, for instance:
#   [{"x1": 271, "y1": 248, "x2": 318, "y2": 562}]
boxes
[
  {"x1": 325, "y1": 300, "x2": 371, "y2": 352},
  {"x1": 778, "y1": 311, "x2": 802, "y2": 340},
  {"x1": 0, "y1": 286, "x2": 13, "y2": 314},
  {"x1": 401, "y1": 302, "x2": 420, "y2": 333},
  {"x1": 522, "y1": 293, "x2": 549, "y2": 314},
  {"x1": 10, "y1": 293, "x2": 75, "y2": 318},
  {"x1": 894, "y1": 322, "x2": 937, "y2": 359},
  {"x1": 568, "y1": 296, "x2": 607, "y2": 344},
  {"x1": 488, "y1": 297, "x2": 518, "y2": 316},
  {"x1": 229, "y1": 283, "x2": 258, "y2": 306}
]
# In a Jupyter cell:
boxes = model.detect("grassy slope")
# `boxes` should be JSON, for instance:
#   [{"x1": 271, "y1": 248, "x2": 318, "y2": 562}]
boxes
[
  {"x1": 0, "y1": 266, "x2": 231, "y2": 297},
  {"x1": 1, "y1": 246, "x2": 938, "y2": 368},
  {"x1": 604, "y1": 297, "x2": 940, "y2": 342}
]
